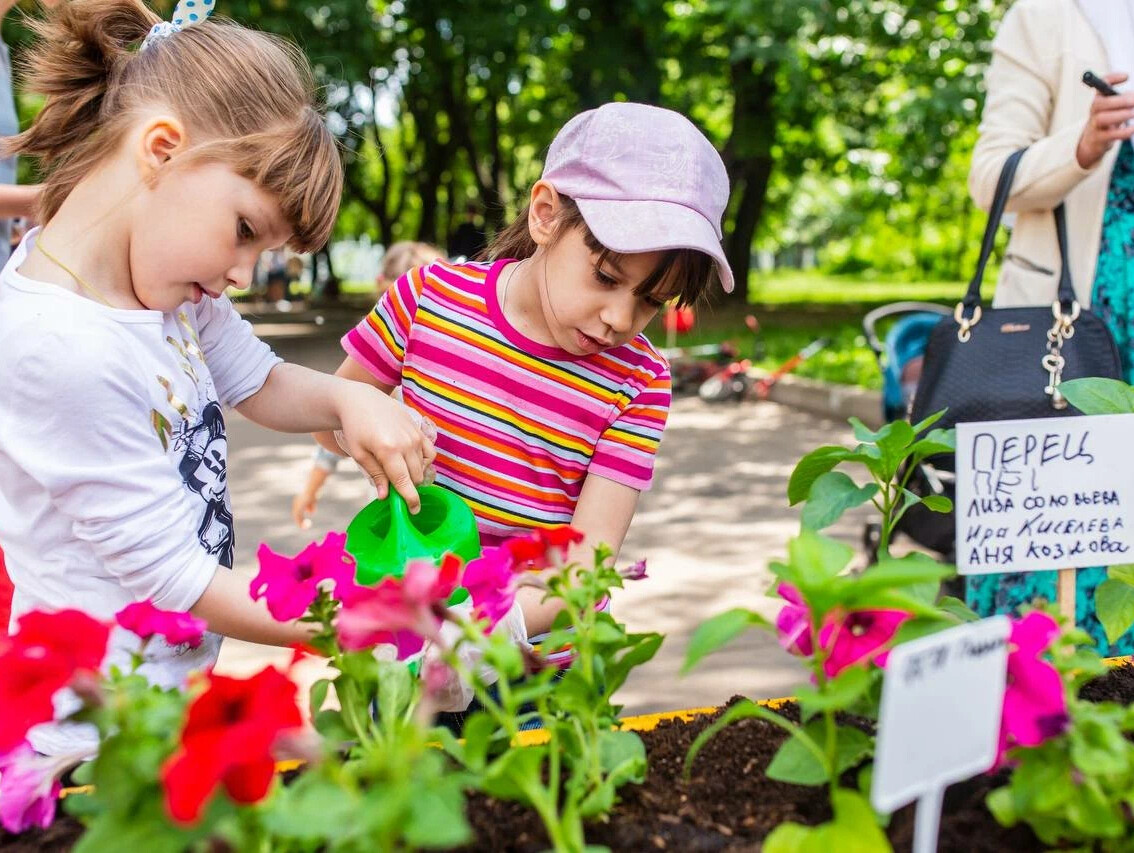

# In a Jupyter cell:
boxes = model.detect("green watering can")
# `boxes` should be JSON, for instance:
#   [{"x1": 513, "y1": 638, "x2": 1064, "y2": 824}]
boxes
[{"x1": 345, "y1": 484, "x2": 480, "y2": 606}]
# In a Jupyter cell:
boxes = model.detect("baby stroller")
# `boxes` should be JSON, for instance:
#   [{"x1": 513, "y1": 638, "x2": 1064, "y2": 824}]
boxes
[{"x1": 861, "y1": 302, "x2": 954, "y2": 564}]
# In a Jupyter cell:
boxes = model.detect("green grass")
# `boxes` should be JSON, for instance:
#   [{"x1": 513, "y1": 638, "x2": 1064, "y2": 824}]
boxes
[{"x1": 649, "y1": 270, "x2": 997, "y2": 391}]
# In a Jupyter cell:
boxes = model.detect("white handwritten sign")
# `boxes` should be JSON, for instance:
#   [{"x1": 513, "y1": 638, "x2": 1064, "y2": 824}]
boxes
[
  {"x1": 871, "y1": 617, "x2": 1011, "y2": 853},
  {"x1": 955, "y1": 414, "x2": 1134, "y2": 575}
]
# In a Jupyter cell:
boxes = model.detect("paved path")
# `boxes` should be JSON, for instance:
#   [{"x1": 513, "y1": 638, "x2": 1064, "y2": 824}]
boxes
[{"x1": 215, "y1": 309, "x2": 872, "y2": 714}]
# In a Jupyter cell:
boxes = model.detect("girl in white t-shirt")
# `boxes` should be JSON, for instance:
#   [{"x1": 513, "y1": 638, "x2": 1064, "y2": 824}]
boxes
[{"x1": 0, "y1": 0, "x2": 434, "y2": 753}]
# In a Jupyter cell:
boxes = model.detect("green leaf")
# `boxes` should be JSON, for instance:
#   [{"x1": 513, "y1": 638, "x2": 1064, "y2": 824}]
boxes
[
  {"x1": 482, "y1": 743, "x2": 546, "y2": 804},
  {"x1": 849, "y1": 417, "x2": 885, "y2": 443},
  {"x1": 857, "y1": 552, "x2": 953, "y2": 591},
  {"x1": 308, "y1": 678, "x2": 331, "y2": 716},
  {"x1": 764, "y1": 790, "x2": 891, "y2": 853},
  {"x1": 985, "y1": 786, "x2": 1018, "y2": 828},
  {"x1": 937, "y1": 596, "x2": 980, "y2": 623},
  {"x1": 789, "y1": 445, "x2": 851, "y2": 505},
  {"x1": 260, "y1": 774, "x2": 359, "y2": 841},
  {"x1": 683, "y1": 608, "x2": 766, "y2": 673},
  {"x1": 920, "y1": 494, "x2": 953, "y2": 513},
  {"x1": 1069, "y1": 717, "x2": 1130, "y2": 776},
  {"x1": 685, "y1": 700, "x2": 821, "y2": 780},
  {"x1": 458, "y1": 711, "x2": 501, "y2": 772},
  {"x1": 1096, "y1": 579, "x2": 1134, "y2": 645},
  {"x1": 404, "y1": 776, "x2": 472, "y2": 848},
  {"x1": 795, "y1": 667, "x2": 872, "y2": 717},
  {"x1": 800, "y1": 472, "x2": 879, "y2": 531},
  {"x1": 788, "y1": 530, "x2": 856, "y2": 593},
  {"x1": 910, "y1": 408, "x2": 947, "y2": 435},
  {"x1": 1059, "y1": 377, "x2": 1134, "y2": 415},
  {"x1": 605, "y1": 631, "x2": 664, "y2": 694},
  {"x1": 767, "y1": 724, "x2": 872, "y2": 786},
  {"x1": 1108, "y1": 563, "x2": 1134, "y2": 585}
]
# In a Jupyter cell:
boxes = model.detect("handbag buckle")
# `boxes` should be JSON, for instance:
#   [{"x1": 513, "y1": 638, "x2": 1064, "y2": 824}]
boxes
[{"x1": 954, "y1": 302, "x2": 982, "y2": 343}]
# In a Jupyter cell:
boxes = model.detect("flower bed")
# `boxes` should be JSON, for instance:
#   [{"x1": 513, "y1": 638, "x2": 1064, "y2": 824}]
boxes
[{"x1": 7, "y1": 664, "x2": 1133, "y2": 853}]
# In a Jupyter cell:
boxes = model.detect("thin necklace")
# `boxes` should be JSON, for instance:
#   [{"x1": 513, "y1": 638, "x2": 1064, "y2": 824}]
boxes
[
  {"x1": 35, "y1": 240, "x2": 115, "y2": 308},
  {"x1": 500, "y1": 257, "x2": 528, "y2": 315}
]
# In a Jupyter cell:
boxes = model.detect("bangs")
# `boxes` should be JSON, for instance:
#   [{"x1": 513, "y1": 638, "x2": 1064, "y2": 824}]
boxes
[
  {"x1": 580, "y1": 228, "x2": 717, "y2": 308},
  {"x1": 245, "y1": 110, "x2": 342, "y2": 252}
]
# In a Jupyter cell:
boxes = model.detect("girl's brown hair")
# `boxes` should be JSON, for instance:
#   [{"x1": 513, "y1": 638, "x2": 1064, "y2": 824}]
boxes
[
  {"x1": 484, "y1": 195, "x2": 716, "y2": 308},
  {"x1": 5, "y1": 0, "x2": 342, "y2": 251}
]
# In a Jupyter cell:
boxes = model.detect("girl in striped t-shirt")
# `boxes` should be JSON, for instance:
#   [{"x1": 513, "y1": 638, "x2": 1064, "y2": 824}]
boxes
[{"x1": 312, "y1": 102, "x2": 733, "y2": 639}]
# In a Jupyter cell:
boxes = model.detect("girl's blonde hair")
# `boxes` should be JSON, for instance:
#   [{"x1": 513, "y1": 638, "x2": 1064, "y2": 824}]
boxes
[
  {"x1": 380, "y1": 241, "x2": 443, "y2": 283},
  {"x1": 485, "y1": 196, "x2": 715, "y2": 309},
  {"x1": 5, "y1": 0, "x2": 343, "y2": 251}
]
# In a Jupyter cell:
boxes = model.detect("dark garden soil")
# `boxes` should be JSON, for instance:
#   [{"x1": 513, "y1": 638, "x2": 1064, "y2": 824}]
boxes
[{"x1": 8, "y1": 664, "x2": 1134, "y2": 853}]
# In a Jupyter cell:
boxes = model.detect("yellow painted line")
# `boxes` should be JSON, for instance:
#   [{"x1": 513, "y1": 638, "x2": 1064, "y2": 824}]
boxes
[{"x1": 58, "y1": 657, "x2": 1134, "y2": 799}]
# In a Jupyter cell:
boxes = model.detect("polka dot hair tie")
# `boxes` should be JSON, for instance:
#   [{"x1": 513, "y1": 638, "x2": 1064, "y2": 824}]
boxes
[{"x1": 141, "y1": 0, "x2": 215, "y2": 51}]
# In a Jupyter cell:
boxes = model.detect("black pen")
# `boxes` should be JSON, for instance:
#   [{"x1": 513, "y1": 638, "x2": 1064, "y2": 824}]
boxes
[{"x1": 1083, "y1": 70, "x2": 1120, "y2": 97}]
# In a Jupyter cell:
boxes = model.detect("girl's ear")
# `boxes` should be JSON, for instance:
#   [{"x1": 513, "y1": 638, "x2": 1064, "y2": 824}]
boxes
[
  {"x1": 137, "y1": 115, "x2": 187, "y2": 185},
  {"x1": 527, "y1": 180, "x2": 563, "y2": 248}
]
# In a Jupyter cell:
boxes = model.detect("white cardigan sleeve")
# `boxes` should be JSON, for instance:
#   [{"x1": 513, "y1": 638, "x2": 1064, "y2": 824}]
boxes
[{"x1": 968, "y1": 0, "x2": 1100, "y2": 214}]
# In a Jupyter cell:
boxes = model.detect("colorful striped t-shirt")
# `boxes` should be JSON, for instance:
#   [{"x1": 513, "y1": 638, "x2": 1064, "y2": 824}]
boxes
[{"x1": 341, "y1": 259, "x2": 671, "y2": 545}]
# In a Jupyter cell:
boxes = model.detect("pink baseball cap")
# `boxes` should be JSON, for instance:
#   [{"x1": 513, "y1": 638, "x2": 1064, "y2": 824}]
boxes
[{"x1": 541, "y1": 102, "x2": 734, "y2": 292}]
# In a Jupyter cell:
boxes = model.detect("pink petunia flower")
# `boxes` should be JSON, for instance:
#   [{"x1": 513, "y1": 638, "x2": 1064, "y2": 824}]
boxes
[
  {"x1": 251, "y1": 532, "x2": 357, "y2": 622},
  {"x1": 463, "y1": 547, "x2": 520, "y2": 629},
  {"x1": 774, "y1": 583, "x2": 814, "y2": 657},
  {"x1": 335, "y1": 554, "x2": 461, "y2": 658},
  {"x1": 618, "y1": 559, "x2": 649, "y2": 581},
  {"x1": 818, "y1": 608, "x2": 911, "y2": 677},
  {"x1": 116, "y1": 601, "x2": 207, "y2": 648},
  {"x1": 996, "y1": 611, "x2": 1068, "y2": 765},
  {"x1": 0, "y1": 741, "x2": 64, "y2": 833}
]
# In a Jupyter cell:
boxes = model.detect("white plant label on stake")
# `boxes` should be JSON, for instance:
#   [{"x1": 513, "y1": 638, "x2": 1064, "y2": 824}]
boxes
[
  {"x1": 954, "y1": 414, "x2": 1134, "y2": 575},
  {"x1": 871, "y1": 617, "x2": 1011, "y2": 853}
]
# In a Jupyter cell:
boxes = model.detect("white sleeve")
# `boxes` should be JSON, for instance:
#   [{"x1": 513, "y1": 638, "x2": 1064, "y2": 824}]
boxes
[
  {"x1": 195, "y1": 295, "x2": 282, "y2": 408},
  {"x1": 2, "y1": 329, "x2": 219, "y2": 611}
]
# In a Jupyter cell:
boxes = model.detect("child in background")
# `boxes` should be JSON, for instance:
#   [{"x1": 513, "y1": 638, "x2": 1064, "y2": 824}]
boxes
[
  {"x1": 0, "y1": 0, "x2": 434, "y2": 755},
  {"x1": 318, "y1": 102, "x2": 733, "y2": 641},
  {"x1": 292, "y1": 240, "x2": 443, "y2": 528}
]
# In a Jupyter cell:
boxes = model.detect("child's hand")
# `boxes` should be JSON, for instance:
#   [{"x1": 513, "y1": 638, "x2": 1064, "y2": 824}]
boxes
[
  {"x1": 332, "y1": 383, "x2": 436, "y2": 513},
  {"x1": 291, "y1": 486, "x2": 318, "y2": 529}
]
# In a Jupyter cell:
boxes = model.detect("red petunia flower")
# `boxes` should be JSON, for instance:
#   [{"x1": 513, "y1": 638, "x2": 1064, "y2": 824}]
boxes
[
  {"x1": 334, "y1": 554, "x2": 461, "y2": 658},
  {"x1": 250, "y1": 532, "x2": 357, "y2": 622},
  {"x1": 0, "y1": 610, "x2": 110, "y2": 753},
  {"x1": 504, "y1": 526, "x2": 584, "y2": 571},
  {"x1": 115, "y1": 601, "x2": 207, "y2": 648},
  {"x1": 161, "y1": 666, "x2": 303, "y2": 825}
]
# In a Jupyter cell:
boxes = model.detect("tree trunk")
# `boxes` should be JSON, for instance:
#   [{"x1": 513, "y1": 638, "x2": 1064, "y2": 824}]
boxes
[{"x1": 720, "y1": 60, "x2": 778, "y2": 303}]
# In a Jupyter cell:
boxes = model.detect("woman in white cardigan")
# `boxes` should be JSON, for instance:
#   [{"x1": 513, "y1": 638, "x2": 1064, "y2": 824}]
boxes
[{"x1": 967, "y1": 0, "x2": 1134, "y2": 654}]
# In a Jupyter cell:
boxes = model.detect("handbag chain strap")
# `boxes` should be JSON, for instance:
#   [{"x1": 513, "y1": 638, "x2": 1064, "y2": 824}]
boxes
[{"x1": 1043, "y1": 299, "x2": 1080, "y2": 409}]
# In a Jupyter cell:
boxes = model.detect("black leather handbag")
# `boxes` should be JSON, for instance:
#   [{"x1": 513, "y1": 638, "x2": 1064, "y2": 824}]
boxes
[{"x1": 910, "y1": 148, "x2": 1122, "y2": 431}]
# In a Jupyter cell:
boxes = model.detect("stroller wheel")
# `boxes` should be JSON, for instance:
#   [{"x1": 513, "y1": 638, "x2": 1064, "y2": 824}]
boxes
[{"x1": 863, "y1": 522, "x2": 882, "y2": 566}]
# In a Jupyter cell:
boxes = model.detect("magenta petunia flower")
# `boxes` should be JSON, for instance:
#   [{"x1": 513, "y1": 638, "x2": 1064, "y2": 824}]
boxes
[
  {"x1": 618, "y1": 559, "x2": 649, "y2": 581},
  {"x1": 463, "y1": 547, "x2": 520, "y2": 629},
  {"x1": 818, "y1": 608, "x2": 911, "y2": 677},
  {"x1": 997, "y1": 611, "x2": 1068, "y2": 765},
  {"x1": 0, "y1": 741, "x2": 62, "y2": 833},
  {"x1": 774, "y1": 583, "x2": 814, "y2": 657},
  {"x1": 335, "y1": 555, "x2": 461, "y2": 658},
  {"x1": 250, "y1": 531, "x2": 357, "y2": 622},
  {"x1": 115, "y1": 601, "x2": 207, "y2": 648}
]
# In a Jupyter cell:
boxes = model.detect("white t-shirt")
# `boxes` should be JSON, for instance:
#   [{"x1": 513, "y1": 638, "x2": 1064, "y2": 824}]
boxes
[{"x1": 0, "y1": 229, "x2": 281, "y2": 754}]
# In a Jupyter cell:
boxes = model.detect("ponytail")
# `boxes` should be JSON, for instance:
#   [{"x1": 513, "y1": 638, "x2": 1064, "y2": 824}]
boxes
[
  {"x1": 5, "y1": 0, "x2": 158, "y2": 220},
  {"x1": 3, "y1": 0, "x2": 343, "y2": 251}
]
